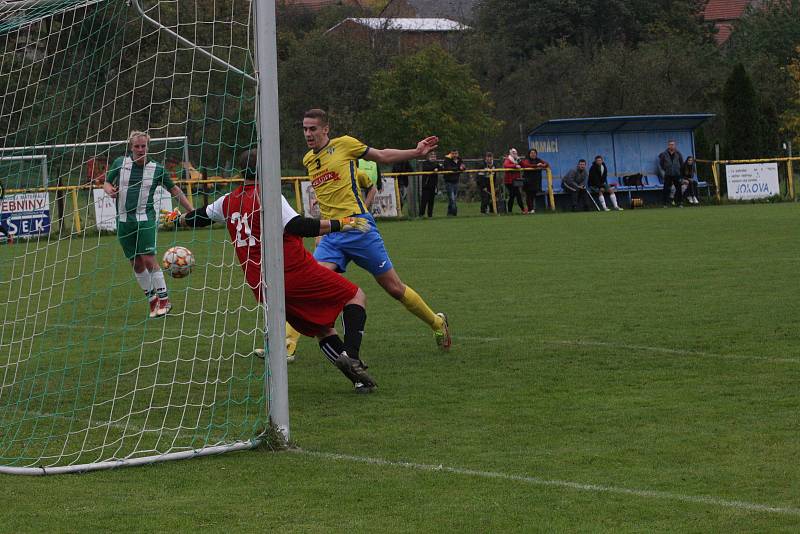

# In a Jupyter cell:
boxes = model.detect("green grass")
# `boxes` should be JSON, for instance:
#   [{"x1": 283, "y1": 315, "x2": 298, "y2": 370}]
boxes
[{"x1": 2, "y1": 201, "x2": 800, "y2": 532}]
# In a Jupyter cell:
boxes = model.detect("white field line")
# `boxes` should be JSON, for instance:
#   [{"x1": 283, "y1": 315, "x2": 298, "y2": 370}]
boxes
[
  {"x1": 377, "y1": 331, "x2": 800, "y2": 365},
  {"x1": 295, "y1": 449, "x2": 800, "y2": 517},
  {"x1": 38, "y1": 326, "x2": 800, "y2": 364},
  {"x1": 550, "y1": 339, "x2": 800, "y2": 365}
]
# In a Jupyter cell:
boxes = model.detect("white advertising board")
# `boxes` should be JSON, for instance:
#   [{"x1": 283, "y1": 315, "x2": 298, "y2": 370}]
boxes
[
  {"x1": 0, "y1": 192, "x2": 50, "y2": 239},
  {"x1": 725, "y1": 163, "x2": 780, "y2": 200},
  {"x1": 92, "y1": 186, "x2": 173, "y2": 231},
  {"x1": 300, "y1": 178, "x2": 398, "y2": 218},
  {"x1": 92, "y1": 189, "x2": 117, "y2": 231}
]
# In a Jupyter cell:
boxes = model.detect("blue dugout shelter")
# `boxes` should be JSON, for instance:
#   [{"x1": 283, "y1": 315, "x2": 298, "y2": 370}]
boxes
[{"x1": 527, "y1": 114, "x2": 714, "y2": 188}]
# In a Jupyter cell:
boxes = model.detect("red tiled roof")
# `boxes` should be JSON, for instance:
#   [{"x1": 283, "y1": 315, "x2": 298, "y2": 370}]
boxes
[
  {"x1": 714, "y1": 23, "x2": 733, "y2": 44},
  {"x1": 703, "y1": 0, "x2": 751, "y2": 22}
]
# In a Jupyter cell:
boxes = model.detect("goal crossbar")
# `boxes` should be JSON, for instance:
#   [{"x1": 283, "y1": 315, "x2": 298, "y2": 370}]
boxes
[{"x1": 0, "y1": 136, "x2": 188, "y2": 153}]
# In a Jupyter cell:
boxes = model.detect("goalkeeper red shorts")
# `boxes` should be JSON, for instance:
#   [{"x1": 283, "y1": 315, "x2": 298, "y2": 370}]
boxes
[{"x1": 243, "y1": 255, "x2": 358, "y2": 338}]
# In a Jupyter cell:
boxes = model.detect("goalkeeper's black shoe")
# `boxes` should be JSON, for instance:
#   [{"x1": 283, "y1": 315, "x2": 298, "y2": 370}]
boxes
[{"x1": 334, "y1": 352, "x2": 377, "y2": 394}]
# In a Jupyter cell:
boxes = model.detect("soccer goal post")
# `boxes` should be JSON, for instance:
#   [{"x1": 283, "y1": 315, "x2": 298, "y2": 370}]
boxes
[{"x1": 0, "y1": 0, "x2": 288, "y2": 475}]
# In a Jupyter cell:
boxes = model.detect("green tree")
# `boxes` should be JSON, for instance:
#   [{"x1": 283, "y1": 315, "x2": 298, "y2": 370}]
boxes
[
  {"x1": 726, "y1": 0, "x2": 800, "y2": 144},
  {"x1": 782, "y1": 49, "x2": 800, "y2": 147},
  {"x1": 277, "y1": 31, "x2": 378, "y2": 166},
  {"x1": 467, "y1": 0, "x2": 710, "y2": 83},
  {"x1": 722, "y1": 64, "x2": 766, "y2": 158},
  {"x1": 360, "y1": 45, "x2": 502, "y2": 155},
  {"x1": 490, "y1": 35, "x2": 725, "y2": 149}
]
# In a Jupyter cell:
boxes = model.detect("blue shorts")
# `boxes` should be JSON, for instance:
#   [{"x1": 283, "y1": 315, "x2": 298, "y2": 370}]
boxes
[{"x1": 313, "y1": 214, "x2": 393, "y2": 275}]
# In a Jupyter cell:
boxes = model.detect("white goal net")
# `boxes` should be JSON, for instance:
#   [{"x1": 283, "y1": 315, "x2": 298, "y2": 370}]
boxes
[{"x1": 0, "y1": 0, "x2": 285, "y2": 474}]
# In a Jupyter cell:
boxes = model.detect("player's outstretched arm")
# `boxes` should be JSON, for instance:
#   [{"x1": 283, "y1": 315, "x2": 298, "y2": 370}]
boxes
[
  {"x1": 365, "y1": 136, "x2": 439, "y2": 164},
  {"x1": 169, "y1": 184, "x2": 195, "y2": 212},
  {"x1": 284, "y1": 216, "x2": 368, "y2": 237},
  {"x1": 178, "y1": 206, "x2": 213, "y2": 228}
]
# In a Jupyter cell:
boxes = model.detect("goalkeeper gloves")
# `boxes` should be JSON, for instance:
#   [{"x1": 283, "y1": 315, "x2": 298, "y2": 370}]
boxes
[
  {"x1": 337, "y1": 217, "x2": 369, "y2": 233},
  {"x1": 159, "y1": 208, "x2": 181, "y2": 227}
]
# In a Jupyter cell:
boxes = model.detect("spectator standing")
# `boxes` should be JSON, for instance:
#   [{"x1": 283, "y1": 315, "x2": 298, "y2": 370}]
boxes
[
  {"x1": 562, "y1": 159, "x2": 594, "y2": 211},
  {"x1": 391, "y1": 160, "x2": 413, "y2": 209},
  {"x1": 419, "y1": 151, "x2": 441, "y2": 218},
  {"x1": 442, "y1": 149, "x2": 465, "y2": 216},
  {"x1": 658, "y1": 140, "x2": 684, "y2": 207},
  {"x1": 503, "y1": 148, "x2": 525, "y2": 214},
  {"x1": 520, "y1": 148, "x2": 548, "y2": 214},
  {"x1": 588, "y1": 155, "x2": 623, "y2": 211},
  {"x1": 681, "y1": 155, "x2": 700, "y2": 205},
  {"x1": 475, "y1": 152, "x2": 495, "y2": 214}
]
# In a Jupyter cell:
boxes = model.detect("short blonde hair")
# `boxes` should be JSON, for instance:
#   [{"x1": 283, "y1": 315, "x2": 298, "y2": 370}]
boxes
[{"x1": 128, "y1": 130, "x2": 150, "y2": 146}]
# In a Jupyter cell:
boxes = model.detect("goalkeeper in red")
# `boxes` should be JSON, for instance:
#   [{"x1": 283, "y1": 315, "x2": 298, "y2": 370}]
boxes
[
  {"x1": 287, "y1": 108, "x2": 450, "y2": 356},
  {"x1": 176, "y1": 149, "x2": 377, "y2": 393}
]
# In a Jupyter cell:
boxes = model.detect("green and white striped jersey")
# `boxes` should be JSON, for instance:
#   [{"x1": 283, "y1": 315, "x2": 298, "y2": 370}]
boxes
[{"x1": 106, "y1": 156, "x2": 175, "y2": 222}]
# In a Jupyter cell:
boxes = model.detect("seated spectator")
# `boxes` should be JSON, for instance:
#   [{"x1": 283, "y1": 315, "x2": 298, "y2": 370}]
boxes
[
  {"x1": 520, "y1": 148, "x2": 548, "y2": 214},
  {"x1": 681, "y1": 155, "x2": 700, "y2": 205},
  {"x1": 562, "y1": 159, "x2": 594, "y2": 212},
  {"x1": 503, "y1": 148, "x2": 525, "y2": 214},
  {"x1": 475, "y1": 152, "x2": 495, "y2": 214},
  {"x1": 588, "y1": 155, "x2": 623, "y2": 211}
]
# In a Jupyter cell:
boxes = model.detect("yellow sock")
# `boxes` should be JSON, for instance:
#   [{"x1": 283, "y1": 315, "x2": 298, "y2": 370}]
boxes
[
  {"x1": 285, "y1": 322, "x2": 301, "y2": 354},
  {"x1": 400, "y1": 286, "x2": 443, "y2": 331}
]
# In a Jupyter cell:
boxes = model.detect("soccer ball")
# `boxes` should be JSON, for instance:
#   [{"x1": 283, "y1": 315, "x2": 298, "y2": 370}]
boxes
[{"x1": 162, "y1": 246, "x2": 195, "y2": 278}]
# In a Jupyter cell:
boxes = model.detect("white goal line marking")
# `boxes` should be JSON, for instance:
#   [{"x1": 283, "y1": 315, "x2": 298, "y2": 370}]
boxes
[{"x1": 295, "y1": 449, "x2": 800, "y2": 517}]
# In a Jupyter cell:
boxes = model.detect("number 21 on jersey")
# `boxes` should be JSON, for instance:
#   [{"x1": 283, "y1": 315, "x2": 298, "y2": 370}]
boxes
[{"x1": 230, "y1": 211, "x2": 256, "y2": 247}]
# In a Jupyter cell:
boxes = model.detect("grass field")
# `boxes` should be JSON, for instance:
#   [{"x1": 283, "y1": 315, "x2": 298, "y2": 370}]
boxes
[{"x1": 2, "y1": 201, "x2": 799, "y2": 532}]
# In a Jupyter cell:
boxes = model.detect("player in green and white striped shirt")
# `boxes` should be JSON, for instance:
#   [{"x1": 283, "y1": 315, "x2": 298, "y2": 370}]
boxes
[{"x1": 103, "y1": 131, "x2": 194, "y2": 318}]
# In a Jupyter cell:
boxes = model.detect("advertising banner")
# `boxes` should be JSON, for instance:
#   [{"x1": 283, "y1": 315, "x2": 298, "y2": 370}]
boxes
[
  {"x1": 726, "y1": 163, "x2": 781, "y2": 200},
  {"x1": 300, "y1": 178, "x2": 399, "y2": 218},
  {"x1": 0, "y1": 192, "x2": 50, "y2": 239},
  {"x1": 92, "y1": 186, "x2": 173, "y2": 231},
  {"x1": 93, "y1": 189, "x2": 117, "y2": 231}
]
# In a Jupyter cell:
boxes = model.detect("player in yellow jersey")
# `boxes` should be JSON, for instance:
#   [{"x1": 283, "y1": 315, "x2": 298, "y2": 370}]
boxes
[
  {"x1": 285, "y1": 166, "x2": 377, "y2": 363},
  {"x1": 288, "y1": 108, "x2": 451, "y2": 356}
]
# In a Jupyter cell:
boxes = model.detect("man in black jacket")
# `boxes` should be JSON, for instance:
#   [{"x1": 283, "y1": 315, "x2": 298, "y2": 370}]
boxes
[
  {"x1": 659, "y1": 140, "x2": 684, "y2": 207},
  {"x1": 419, "y1": 151, "x2": 441, "y2": 218},
  {"x1": 475, "y1": 152, "x2": 495, "y2": 214},
  {"x1": 442, "y1": 149, "x2": 465, "y2": 216},
  {"x1": 391, "y1": 160, "x2": 413, "y2": 209}
]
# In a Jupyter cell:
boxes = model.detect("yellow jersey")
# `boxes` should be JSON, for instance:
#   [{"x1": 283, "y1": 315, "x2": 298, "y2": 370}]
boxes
[
  {"x1": 303, "y1": 135, "x2": 370, "y2": 219},
  {"x1": 356, "y1": 169, "x2": 372, "y2": 189}
]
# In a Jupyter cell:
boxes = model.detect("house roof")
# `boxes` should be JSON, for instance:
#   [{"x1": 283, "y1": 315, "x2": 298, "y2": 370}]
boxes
[
  {"x1": 327, "y1": 17, "x2": 470, "y2": 32},
  {"x1": 702, "y1": 0, "x2": 752, "y2": 21},
  {"x1": 529, "y1": 114, "x2": 715, "y2": 136}
]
